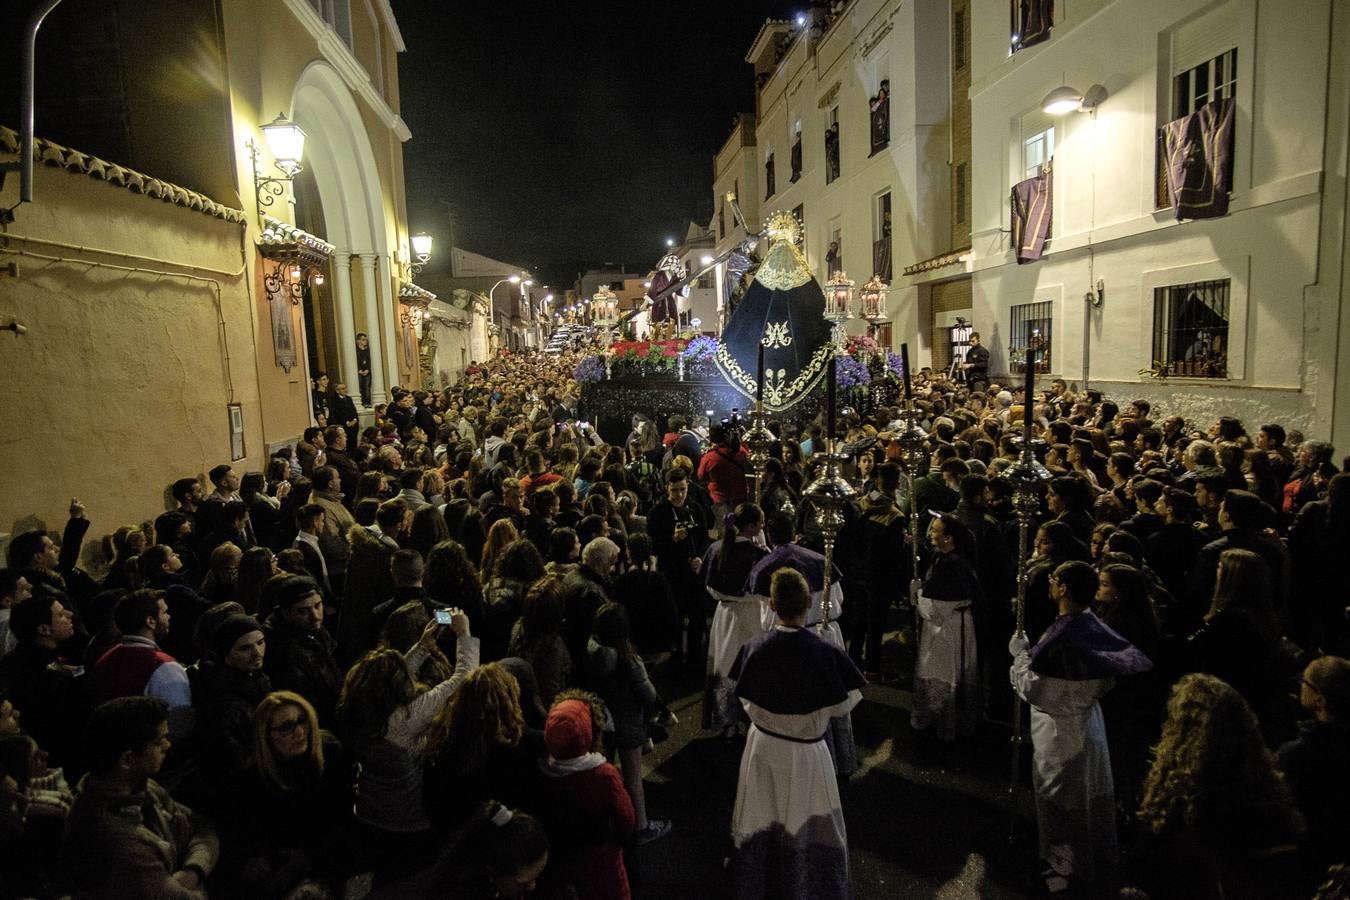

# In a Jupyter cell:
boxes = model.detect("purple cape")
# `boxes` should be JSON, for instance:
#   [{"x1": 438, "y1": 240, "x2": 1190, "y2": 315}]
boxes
[
  {"x1": 731, "y1": 628, "x2": 864, "y2": 715},
  {"x1": 1029, "y1": 610, "x2": 1153, "y2": 680}
]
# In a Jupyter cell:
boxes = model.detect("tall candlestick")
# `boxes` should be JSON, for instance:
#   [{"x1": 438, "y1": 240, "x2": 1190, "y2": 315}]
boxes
[
  {"x1": 1023, "y1": 347, "x2": 1036, "y2": 433},
  {"x1": 827, "y1": 353, "x2": 837, "y2": 443},
  {"x1": 900, "y1": 342, "x2": 913, "y2": 401},
  {"x1": 756, "y1": 337, "x2": 765, "y2": 406}
]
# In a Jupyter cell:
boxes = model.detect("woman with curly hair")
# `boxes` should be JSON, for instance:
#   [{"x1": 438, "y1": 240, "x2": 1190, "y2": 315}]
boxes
[
  {"x1": 337, "y1": 610, "x2": 477, "y2": 886},
  {"x1": 484, "y1": 539, "x2": 546, "y2": 663},
  {"x1": 508, "y1": 576, "x2": 571, "y2": 707},
  {"x1": 425, "y1": 539, "x2": 485, "y2": 656},
  {"x1": 1127, "y1": 672, "x2": 1305, "y2": 899},
  {"x1": 421, "y1": 662, "x2": 540, "y2": 833}
]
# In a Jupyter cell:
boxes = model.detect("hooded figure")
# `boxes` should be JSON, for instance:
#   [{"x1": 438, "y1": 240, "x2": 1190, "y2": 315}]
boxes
[{"x1": 714, "y1": 211, "x2": 835, "y2": 414}]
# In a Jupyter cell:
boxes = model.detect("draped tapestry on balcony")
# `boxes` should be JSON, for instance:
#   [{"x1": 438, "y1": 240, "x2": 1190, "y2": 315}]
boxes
[
  {"x1": 1010, "y1": 165, "x2": 1052, "y2": 263},
  {"x1": 1160, "y1": 97, "x2": 1234, "y2": 220}
]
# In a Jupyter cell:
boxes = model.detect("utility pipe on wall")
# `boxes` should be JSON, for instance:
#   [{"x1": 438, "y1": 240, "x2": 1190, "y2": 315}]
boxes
[{"x1": 2, "y1": 0, "x2": 67, "y2": 220}]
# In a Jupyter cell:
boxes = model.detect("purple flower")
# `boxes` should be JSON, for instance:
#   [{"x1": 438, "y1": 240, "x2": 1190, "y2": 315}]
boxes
[
  {"x1": 835, "y1": 355, "x2": 872, "y2": 389},
  {"x1": 885, "y1": 350, "x2": 905, "y2": 382},
  {"x1": 573, "y1": 355, "x2": 605, "y2": 383},
  {"x1": 682, "y1": 335, "x2": 718, "y2": 361}
]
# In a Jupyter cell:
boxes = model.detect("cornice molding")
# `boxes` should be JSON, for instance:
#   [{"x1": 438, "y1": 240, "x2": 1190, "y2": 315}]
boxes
[{"x1": 281, "y1": 0, "x2": 412, "y2": 142}]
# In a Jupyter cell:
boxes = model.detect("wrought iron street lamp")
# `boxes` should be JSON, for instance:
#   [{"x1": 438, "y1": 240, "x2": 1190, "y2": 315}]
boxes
[
  {"x1": 247, "y1": 113, "x2": 307, "y2": 222},
  {"x1": 410, "y1": 232, "x2": 432, "y2": 276}
]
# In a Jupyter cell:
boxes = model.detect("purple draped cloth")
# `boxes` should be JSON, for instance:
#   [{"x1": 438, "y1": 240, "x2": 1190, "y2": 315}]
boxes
[
  {"x1": 1011, "y1": 169, "x2": 1052, "y2": 263},
  {"x1": 1162, "y1": 97, "x2": 1234, "y2": 220},
  {"x1": 1029, "y1": 610, "x2": 1153, "y2": 680}
]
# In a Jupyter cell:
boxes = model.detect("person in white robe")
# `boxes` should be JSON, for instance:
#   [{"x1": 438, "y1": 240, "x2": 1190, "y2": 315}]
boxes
[
  {"x1": 744, "y1": 512, "x2": 856, "y2": 774},
  {"x1": 703, "y1": 503, "x2": 767, "y2": 734},
  {"x1": 1010, "y1": 559, "x2": 1152, "y2": 893},
  {"x1": 912, "y1": 512, "x2": 982, "y2": 740},
  {"x1": 729, "y1": 567, "x2": 864, "y2": 900}
]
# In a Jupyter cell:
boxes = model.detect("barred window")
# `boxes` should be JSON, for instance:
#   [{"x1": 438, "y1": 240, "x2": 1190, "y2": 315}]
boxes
[
  {"x1": 953, "y1": 9, "x2": 967, "y2": 70},
  {"x1": 1009, "y1": 300, "x2": 1052, "y2": 374},
  {"x1": 1152, "y1": 279, "x2": 1230, "y2": 378}
]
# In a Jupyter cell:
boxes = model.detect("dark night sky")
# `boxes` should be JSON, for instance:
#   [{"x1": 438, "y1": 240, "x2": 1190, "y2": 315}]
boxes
[{"x1": 390, "y1": 0, "x2": 795, "y2": 283}]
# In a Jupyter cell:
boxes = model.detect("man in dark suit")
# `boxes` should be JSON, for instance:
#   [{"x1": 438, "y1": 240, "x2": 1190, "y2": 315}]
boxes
[{"x1": 331, "y1": 382, "x2": 361, "y2": 447}]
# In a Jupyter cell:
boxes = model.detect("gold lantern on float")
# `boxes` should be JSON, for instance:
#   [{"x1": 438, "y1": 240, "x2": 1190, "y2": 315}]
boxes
[{"x1": 858, "y1": 274, "x2": 889, "y2": 336}]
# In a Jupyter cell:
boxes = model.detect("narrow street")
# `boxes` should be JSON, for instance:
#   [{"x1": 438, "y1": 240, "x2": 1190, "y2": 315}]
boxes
[{"x1": 631, "y1": 635, "x2": 1044, "y2": 899}]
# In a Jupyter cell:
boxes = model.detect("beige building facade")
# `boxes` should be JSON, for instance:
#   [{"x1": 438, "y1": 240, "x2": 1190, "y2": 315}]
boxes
[{"x1": 0, "y1": 0, "x2": 445, "y2": 530}]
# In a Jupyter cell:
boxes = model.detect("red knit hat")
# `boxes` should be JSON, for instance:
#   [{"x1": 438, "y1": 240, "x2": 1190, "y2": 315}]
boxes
[{"x1": 544, "y1": 699, "x2": 593, "y2": 759}]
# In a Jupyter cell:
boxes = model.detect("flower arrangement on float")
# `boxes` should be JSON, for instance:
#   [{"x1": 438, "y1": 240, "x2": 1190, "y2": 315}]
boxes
[
  {"x1": 572, "y1": 334, "x2": 722, "y2": 382},
  {"x1": 834, "y1": 334, "x2": 906, "y2": 399}
]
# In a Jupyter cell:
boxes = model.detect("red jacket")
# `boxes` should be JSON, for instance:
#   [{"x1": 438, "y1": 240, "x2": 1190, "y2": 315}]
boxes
[
  {"x1": 697, "y1": 444, "x2": 750, "y2": 505},
  {"x1": 537, "y1": 762, "x2": 635, "y2": 900}
]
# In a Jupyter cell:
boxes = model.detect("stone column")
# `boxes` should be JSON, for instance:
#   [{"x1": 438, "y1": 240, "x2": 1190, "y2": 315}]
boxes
[
  {"x1": 376, "y1": 254, "x2": 401, "y2": 391},
  {"x1": 328, "y1": 252, "x2": 361, "y2": 399},
  {"x1": 356, "y1": 254, "x2": 389, "y2": 404}
]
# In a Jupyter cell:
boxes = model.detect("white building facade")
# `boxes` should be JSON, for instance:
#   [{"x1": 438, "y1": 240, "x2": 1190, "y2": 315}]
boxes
[{"x1": 963, "y1": 0, "x2": 1349, "y2": 443}]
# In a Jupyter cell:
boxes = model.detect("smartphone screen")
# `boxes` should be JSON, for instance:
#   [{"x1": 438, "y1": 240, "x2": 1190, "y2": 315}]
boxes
[{"x1": 434, "y1": 608, "x2": 454, "y2": 626}]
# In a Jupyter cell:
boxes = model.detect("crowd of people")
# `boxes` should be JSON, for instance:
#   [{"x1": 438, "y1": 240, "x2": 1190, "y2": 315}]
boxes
[{"x1": 0, "y1": 344, "x2": 1347, "y2": 899}]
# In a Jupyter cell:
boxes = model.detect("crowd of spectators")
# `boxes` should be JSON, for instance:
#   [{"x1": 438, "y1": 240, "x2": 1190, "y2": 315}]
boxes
[{"x1": 0, "y1": 346, "x2": 1346, "y2": 898}]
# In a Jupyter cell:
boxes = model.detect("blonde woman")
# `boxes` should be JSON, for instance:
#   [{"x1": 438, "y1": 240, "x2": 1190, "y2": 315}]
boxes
[{"x1": 228, "y1": 691, "x2": 351, "y2": 892}]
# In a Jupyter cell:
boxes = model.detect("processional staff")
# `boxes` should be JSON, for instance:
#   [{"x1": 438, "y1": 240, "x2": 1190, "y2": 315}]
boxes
[{"x1": 1001, "y1": 342, "x2": 1051, "y2": 841}]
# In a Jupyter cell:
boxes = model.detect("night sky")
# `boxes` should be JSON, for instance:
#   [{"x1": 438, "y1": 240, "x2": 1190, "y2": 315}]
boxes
[{"x1": 391, "y1": 0, "x2": 796, "y2": 283}]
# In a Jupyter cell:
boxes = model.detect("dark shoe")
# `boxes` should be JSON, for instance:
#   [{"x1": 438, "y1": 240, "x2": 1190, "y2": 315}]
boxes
[{"x1": 634, "y1": 819, "x2": 673, "y2": 845}]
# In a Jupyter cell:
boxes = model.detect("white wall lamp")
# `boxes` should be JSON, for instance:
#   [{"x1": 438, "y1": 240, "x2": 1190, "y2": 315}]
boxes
[
  {"x1": 410, "y1": 232, "x2": 433, "y2": 276},
  {"x1": 246, "y1": 113, "x2": 307, "y2": 221},
  {"x1": 1041, "y1": 83, "x2": 1108, "y2": 117}
]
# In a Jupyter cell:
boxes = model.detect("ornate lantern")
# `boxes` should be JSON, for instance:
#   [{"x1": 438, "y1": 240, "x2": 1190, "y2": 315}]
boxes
[
  {"x1": 823, "y1": 270, "x2": 855, "y2": 348},
  {"x1": 593, "y1": 285, "x2": 618, "y2": 328},
  {"x1": 858, "y1": 275, "x2": 889, "y2": 326}
]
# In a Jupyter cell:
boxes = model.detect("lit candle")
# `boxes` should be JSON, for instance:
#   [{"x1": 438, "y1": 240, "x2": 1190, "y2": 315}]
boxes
[
  {"x1": 827, "y1": 353, "x2": 837, "y2": 443},
  {"x1": 756, "y1": 335, "x2": 765, "y2": 406},
  {"x1": 900, "y1": 342, "x2": 912, "y2": 401}
]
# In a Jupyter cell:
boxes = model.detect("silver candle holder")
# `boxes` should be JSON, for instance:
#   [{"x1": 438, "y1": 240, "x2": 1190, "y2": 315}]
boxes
[{"x1": 802, "y1": 439, "x2": 856, "y2": 631}]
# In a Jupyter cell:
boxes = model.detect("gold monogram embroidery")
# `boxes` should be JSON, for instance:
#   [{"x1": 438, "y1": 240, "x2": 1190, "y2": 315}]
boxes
[
  {"x1": 762, "y1": 321, "x2": 793, "y2": 349},
  {"x1": 714, "y1": 342, "x2": 832, "y2": 413}
]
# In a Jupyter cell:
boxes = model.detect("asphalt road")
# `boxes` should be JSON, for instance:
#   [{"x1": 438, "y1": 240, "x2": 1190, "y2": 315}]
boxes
[{"x1": 627, "y1": 636, "x2": 1051, "y2": 900}]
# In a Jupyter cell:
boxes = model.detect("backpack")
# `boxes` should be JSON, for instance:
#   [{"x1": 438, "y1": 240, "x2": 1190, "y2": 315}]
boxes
[{"x1": 626, "y1": 459, "x2": 662, "y2": 513}]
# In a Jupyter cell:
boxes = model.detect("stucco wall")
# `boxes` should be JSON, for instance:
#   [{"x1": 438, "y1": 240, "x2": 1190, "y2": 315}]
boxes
[
  {"x1": 0, "y1": 164, "x2": 263, "y2": 532},
  {"x1": 965, "y1": 0, "x2": 1341, "y2": 441}
]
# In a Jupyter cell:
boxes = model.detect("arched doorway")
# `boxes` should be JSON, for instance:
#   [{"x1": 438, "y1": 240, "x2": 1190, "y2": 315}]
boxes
[{"x1": 289, "y1": 61, "x2": 394, "y2": 409}]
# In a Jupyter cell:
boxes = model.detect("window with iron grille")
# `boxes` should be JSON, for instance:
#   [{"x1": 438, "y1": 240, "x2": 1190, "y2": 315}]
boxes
[
  {"x1": 765, "y1": 151, "x2": 776, "y2": 199},
  {"x1": 1156, "y1": 48, "x2": 1237, "y2": 208},
  {"x1": 1009, "y1": 300, "x2": 1053, "y2": 373},
  {"x1": 1152, "y1": 279, "x2": 1230, "y2": 378},
  {"x1": 792, "y1": 204, "x2": 805, "y2": 247},
  {"x1": 790, "y1": 129, "x2": 803, "y2": 182}
]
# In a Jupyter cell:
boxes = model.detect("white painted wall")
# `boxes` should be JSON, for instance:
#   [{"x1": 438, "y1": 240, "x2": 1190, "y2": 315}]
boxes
[{"x1": 967, "y1": 0, "x2": 1343, "y2": 437}]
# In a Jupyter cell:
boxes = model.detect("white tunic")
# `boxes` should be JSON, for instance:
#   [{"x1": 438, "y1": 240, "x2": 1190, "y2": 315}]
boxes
[
  {"x1": 1011, "y1": 649, "x2": 1117, "y2": 881},
  {"x1": 911, "y1": 593, "x2": 980, "y2": 740},
  {"x1": 732, "y1": 674, "x2": 862, "y2": 899}
]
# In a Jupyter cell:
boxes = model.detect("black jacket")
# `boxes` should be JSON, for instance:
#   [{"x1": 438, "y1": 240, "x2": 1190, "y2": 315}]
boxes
[
  {"x1": 189, "y1": 660, "x2": 272, "y2": 787},
  {"x1": 263, "y1": 615, "x2": 341, "y2": 726}
]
